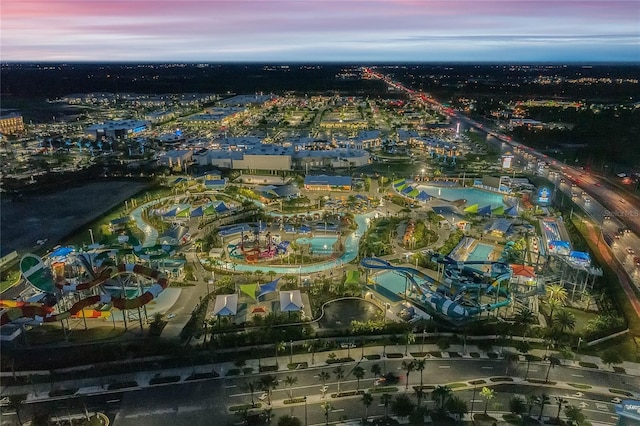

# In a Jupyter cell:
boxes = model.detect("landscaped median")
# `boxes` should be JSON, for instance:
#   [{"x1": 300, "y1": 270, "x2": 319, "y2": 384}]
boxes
[{"x1": 228, "y1": 402, "x2": 262, "y2": 413}]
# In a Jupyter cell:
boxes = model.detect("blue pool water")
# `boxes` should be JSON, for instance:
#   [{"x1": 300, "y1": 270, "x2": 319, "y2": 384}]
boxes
[
  {"x1": 467, "y1": 243, "x2": 494, "y2": 262},
  {"x1": 374, "y1": 270, "x2": 431, "y2": 302},
  {"x1": 296, "y1": 236, "x2": 338, "y2": 254},
  {"x1": 420, "y1": 185, "x2": 506, "y2": 208}
]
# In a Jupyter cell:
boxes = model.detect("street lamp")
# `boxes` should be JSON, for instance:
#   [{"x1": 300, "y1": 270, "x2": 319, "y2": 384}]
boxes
[{"x1": 304, "y1": 396, "x2": 308, "y2": 426}]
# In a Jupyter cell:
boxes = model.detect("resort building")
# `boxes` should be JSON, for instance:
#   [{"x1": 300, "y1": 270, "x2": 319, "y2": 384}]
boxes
[{"x1": 304, "y1": 175, "x2": 352, "y2": 191}]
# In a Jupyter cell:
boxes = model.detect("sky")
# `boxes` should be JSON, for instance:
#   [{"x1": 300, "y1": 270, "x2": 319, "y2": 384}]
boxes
[{"x1": 2, "y1": 0, "x2": 639, "y2": 63}]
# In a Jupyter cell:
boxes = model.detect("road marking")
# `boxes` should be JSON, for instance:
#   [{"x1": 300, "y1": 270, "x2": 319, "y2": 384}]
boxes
[
  {"x1": 378, "y1": 404, "x2": 385, "y2": 407},
  {"x1": 439, "y1": 366, "x2": 450, "y2": 369},
  {"x1": 225, "y1": 385, "x2": 237, "y2": 389},
  {"x1": 571, "y1": 374, "x2": 584, "y2": 378},
  {"x1": 332, "y1": 408, "x2": 345, "y2": 413},
  {"x1": 481, "y1": 366, "x2": 493, "y2": 369}
]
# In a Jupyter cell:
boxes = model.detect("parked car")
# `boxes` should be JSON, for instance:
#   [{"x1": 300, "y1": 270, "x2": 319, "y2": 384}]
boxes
[{"x1": 626, "y1": 247, "x2": 635, "y2": 255}]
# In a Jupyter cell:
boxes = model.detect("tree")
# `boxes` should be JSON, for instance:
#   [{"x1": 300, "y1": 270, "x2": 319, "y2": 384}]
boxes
[
  {"x1": 445, "y1": 395, "x2": 468, "y2": 422},
  {"x1": 361, "y1": 393, "x2": 374, "y2": 421},
  {"x1": 277, "y1": 415, "x2": 302, "y2": 426},
  {"x1": 546, "y1": 284, "x2": 568, "y2": 318},
  {"x1": 352, "y1": 365, "x2": 365, "y2": 391},
  {"x1": 414, "y1": 358, "x2": 426, "y2": 390},
  {"x1": 381, "y1": 393, "x2": 393, "y2": 418},
  {"x1": 263, "y1": 407, "x2": 274, "y2": 425},
  {"x1": 480, "y1": 387, "x2": 495, "y2": 415},
  {"x1": 535, "y1": 394, "x2": 550, "y2": 420},
  {"x1": 275, "y1": 341, "x2": 286, "y2": 366},
  {"x1": 243, "y1": 380, "x2": 259, "y2": 406},
  {"x1": 545, "y1": 355, "x2": 561, "y2": 383},
  {"x1": 284, "y1": 376, "x2": 298, "y2": 400},
  {"x1": 564, "y1": 404, "x2": 587, "y2": 425},
  {"x1": 600, "y1": 350, "x2": 623, "y2": 370},
  {"x1": 401, "y1": 360, "x2": 415, "y2": 390},
  {"x1": 414, "y1": 387, "x2": 426, "y2": 409},
  {"x1": 318, "y1": 371, "x2": 330, "y2": 387},
  {"x1": 321, "y1": 401, "x2": 332, "y2": 425},
  {"x1": 391, "y1": 394, "x2": 416, "y2": 419},
  {"x1": 7, "y1": 394, "x2": 26, "y2": 426},
  {"x1": 259, "y1": 375, "x2": 279, "y2": 405},
  {"x1": 403, "y1": 331, "x2": 415, "y2": 355},
  {"x1": 432, "y1": 385, "x2": 452, "y2": 411},
  {"x1": 509, "y1": 395, "x2": 527, "y2": 416},
  {"x1": 524, "y1": 354, "x2": 536, "y2": 380},
  {"x1": 371, "y1": 363, "x2": 382, "y2": 379},
  {"x1": 554, "y1": 396, "x2": 569, "y2": 421},
  {"x1": 553, "y1": 309, "x2": 576, "y2": 333},
  {"x1": 333, "y1": 365, "x2": 345, "y2": 394},
  {"x1": 514, "y1": 307, "x2": 536, "y2": 340}
]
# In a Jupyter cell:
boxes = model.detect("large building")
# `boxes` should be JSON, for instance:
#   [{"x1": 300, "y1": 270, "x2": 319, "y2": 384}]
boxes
[
  {"x1": 85, "y1": 120, "x2": 149, "y2": 139},
  {"x1": 0, "y1": 113, "x2": 25, "y2": 135},
  {"x1": 304, "y1": 175, "x2": 352, "y2": 191}
]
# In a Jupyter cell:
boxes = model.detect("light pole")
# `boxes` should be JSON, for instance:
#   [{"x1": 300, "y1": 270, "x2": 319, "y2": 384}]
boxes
[
  {"x1": 290, "y1": 340, "x2": 293, "y2": 365},
  {"x1": 304, "y1": 396, "x2": 308, "y2": 426}
]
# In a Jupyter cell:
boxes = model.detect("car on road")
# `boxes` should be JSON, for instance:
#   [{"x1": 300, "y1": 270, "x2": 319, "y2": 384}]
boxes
[
  {"x1": 611, "y1": 397, "x2": 622, "y2": 404},
  {"x1": 595, "y1": 183, "x2": 601, "y2": 187},
  {"x1": 626, "y1": 248, "x2": 635, "y2": 255},
  {"x1": 620, "y1": 199, "x2": 626, "y2": 204},
  {"x1": 166, "y1": 313, "x2": 176, "y2": 319},
  {"x1": 634, "y1": 256, "x2": 640, "y2": 267}
]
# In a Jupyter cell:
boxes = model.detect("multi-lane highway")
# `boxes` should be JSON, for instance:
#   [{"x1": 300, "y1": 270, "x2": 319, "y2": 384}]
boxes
[{"x1": 5, "y1": 356, "x2": 637, "y2": 426}]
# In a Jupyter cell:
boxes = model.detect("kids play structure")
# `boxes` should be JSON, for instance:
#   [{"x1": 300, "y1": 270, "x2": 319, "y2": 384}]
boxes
[
  {"x1": 361, "y1": 255, "x2": 512, "y2": 323},
  {"x1": 228, "y1": 230, "x2": 289, "y2": 263},
  {"x1": 0, "y1": 249, "x2": 169, "y2": 326}
]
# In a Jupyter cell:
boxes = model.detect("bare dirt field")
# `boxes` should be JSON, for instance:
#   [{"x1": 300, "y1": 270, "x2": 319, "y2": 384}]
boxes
[{"x1": 1, "y1": 180, "x2": 149, "y2": 257}]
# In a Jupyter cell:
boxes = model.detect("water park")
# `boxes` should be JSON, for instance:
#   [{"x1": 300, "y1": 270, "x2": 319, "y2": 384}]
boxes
[{"x1": 0, "y1": 247, "x2": 174, "y2": 330}]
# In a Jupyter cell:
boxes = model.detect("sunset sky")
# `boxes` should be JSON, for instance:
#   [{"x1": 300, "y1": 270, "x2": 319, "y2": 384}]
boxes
[{"x1": 2, "y1": 0, "x2": 639, "y2": 62}]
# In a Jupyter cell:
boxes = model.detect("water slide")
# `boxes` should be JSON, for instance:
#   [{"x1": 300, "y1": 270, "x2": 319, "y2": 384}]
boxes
[
  {"x1": 361, "y1": 257, "x2": 511, "y2": 321},
  {"x1": 0, "y1": 264, "x2": 169, "y2": 326}
]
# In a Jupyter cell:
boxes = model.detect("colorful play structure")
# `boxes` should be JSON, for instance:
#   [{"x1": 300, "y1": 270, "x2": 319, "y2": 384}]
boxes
[
  {"x1": 0, "y1": 250, "x2": 169, "y2": 326},
  {"x1": 228, "y1": 230, "x2": 290, "y2": 263},
  {"x1": 361, "y1": 255, "x2": 512, "y2": 323}
]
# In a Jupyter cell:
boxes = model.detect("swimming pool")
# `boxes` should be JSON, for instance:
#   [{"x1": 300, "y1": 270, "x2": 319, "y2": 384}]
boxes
[
  {"x1": 296, "y1": 236, "x2": 338, "y2": 254},
  {"x1": 467, "y1": 243, "x2": 494, "y2": 262},
  {"x1": 374, "y1": 270, "x2": 430, "y2": 302},
  {"x1": 420, "y1": 185, "x2": 507, "y2": 208}
]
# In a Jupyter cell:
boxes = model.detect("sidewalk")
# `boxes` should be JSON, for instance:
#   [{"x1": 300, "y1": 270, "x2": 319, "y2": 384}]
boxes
[{"x1": 2, "y1": 343, "x2": 638, "y2": 405}]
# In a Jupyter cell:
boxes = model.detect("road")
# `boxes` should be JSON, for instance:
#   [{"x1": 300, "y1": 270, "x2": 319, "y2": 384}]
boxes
[{"x1": 7, "y1": 356, "x2": 637, "y2": 426}]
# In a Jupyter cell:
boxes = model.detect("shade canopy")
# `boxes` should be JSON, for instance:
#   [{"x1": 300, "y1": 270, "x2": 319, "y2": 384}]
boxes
[
  {"x1": 213, "y1": 294, "x2": 238, "y2": 316},
  {"x1": 258, "y1": 278, "x2": 280, "y2": 298},
  {"x1": 463, "y1": 204, "x2": 479, "y2": 214},
  {"x1": 239, "y1": 283, "x2": 259, "y2": 301},
  {"x1": 279, "y1": 290, "x2": 303, "y2": 312},
  {"x1": 345, "y1": 270, "x2": 360, "y2": 285}
]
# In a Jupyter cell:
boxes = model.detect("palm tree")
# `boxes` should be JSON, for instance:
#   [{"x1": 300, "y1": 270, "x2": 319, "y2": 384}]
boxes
[
  {"x1": 259, "y1": 375, "x2": 279, "y2": 406},
  {"x1": 275, "y1": 341, "x2": 286, "y2": 366},
  {"x1": 321, "y1": 401, "x2": 332, "y2": 425},
  {"x1": 318, "y1": 371, "x2": 330, "y2": 387},
  {"x1": 445, "y1": 396, "x2": 468, "y2": 423},
  {"x1": 284, "y1": 376, "x2": 298, "y2": 400},
  {"x1": 552, "y1": 309, "x2": 576, "y2": 333},
  {"x1": 352, "y1": 365, "x2": 365, "y2": 391},
  {"x1": 546, "y1": 284, "x2": 568, "y2": 318},
  {"x1": 414, "y1": 387, "x2": 425, "y2": 408},
  {"x1": 401, "y1": 360, "x2": 415, "y2": 390},
  {"x1": 414, "y1": 358, "x2": 426, "y2": 390},
  {"x1": 509, "y1": 395, "x2": 527, "y2": 416},
  {"x1": 244, "y1": 380, "x2": 259, "y2": 406},
  {"x1": 554, "y1": 396, "x2": 568, "y2": 421},
  {"x1": 361, "y1": 393, "x2": 374, "y2": 421},
  {"x1": 514, "y1": 307, "x2": 536, "y2": 340},
  {"x1": 371, "y1": 363, "x2": 382, "y2": 380},
  {"x1": 432, "y1": 385, "x2": 452, "y2": 411},
  {"x1": 403, "y1": 331, "x2": 416, "y2": 355},
  {"x1": 7, "y1": 394, "x2": 26, "y2": 426},
  {"x1": 535, "y1": 394, "x2": 551, "y2": 420},
  {"x1": 480, "y1": 387, "x2": 495, "y2": 415},
  {"x1": 524, "y1": 354, "x2": 536, "y2": 380},
  {"x1": 381, "y1": 393, "x2": 393, "y2": 418},
  {"x1": 333, "y1": 366, "x2": 345, "y2": 393},
  {"x1": 526, "y1": 395, "x2": 536, "y2": 419},
  {"x1": 262, "y1": 407, "x2": 274, "y2": 425}
]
